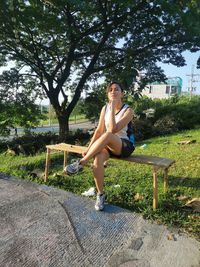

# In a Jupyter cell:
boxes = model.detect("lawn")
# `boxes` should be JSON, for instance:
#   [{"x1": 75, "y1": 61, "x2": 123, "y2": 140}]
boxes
[{"x1": 0, "y1": 128, "x2": 200, "y2": 240}]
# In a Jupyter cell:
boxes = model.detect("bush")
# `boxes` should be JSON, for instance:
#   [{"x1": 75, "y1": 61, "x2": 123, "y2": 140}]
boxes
[
  {"x1": 153, "y1": 115, "x2": 179, "y2": 135},
  {"x1": 0, "y1": 132, "x2": 59, "y2": 154},
  {"x1": 153, "y1": 97, "x2": 200, "y2": 131},
  {"x1": 130, "y1": 95, "x2": 200, "y2": 140},
  {"x1": 133, "y1": 118, "x2": 155, "y2": 141},
  {"x1": 0, "y1": 129, "x2": 91, "y2": 155},
  {"x1": 68, "y1": 129, "x2": 90, "y2": 145}
]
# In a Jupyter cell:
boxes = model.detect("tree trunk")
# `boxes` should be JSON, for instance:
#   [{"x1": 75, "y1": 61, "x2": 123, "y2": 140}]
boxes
[{"x1": 57, "y1": 114, "x2": 69, "y2": 142}]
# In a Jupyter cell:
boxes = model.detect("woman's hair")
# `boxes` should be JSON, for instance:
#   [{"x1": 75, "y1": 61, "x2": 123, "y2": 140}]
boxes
[{"x1": 106, "y1": 81, "x2": 124, "y2": 94}]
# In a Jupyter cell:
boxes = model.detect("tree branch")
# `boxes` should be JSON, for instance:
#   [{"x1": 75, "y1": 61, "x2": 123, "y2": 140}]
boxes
[
  {"x1": 55, "y1": 44, "x2": 76, "y2": 92},
  {"x1": 98, "y1": 0, "x2": 108, "y2": 28},
  {"x1": 63, "y1": 4, "x2": 76, "y2": 42},
  {"x1": 67, "y1": 27, "x2": 113, "y2": 114},
  {"x1": 74, "y1": 46, "x2": 124, "y2": 59},
  {"x1": 92, "y1": 57, "x2": 125, "y2": 73},
  {"x1": 51, "y1": 56, "x2": 67, "y2": 78}
]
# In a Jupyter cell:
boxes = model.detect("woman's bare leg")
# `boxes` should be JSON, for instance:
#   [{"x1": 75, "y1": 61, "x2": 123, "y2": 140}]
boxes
[
  {"x1": 92, "y1": 149, "x2": 110, "y2": 194},
  {"x1": 80, "y1": 132, "x2": 122, "y2": 166}
]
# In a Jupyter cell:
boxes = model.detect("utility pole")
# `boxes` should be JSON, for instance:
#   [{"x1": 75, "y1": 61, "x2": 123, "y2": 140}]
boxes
[{"x1": 186, "y1": 65, "x2": 200, "y2": 98}]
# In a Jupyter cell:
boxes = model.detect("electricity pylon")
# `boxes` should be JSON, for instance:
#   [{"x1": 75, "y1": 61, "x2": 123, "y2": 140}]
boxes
[{"x1": 186, "y1": 65, "x2": 200, "y2": 98}]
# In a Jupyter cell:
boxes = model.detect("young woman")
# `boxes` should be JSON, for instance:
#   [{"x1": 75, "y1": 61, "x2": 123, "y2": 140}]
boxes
[{"x1": 65, "y1": 82, "x2": 135, "y2": 211}]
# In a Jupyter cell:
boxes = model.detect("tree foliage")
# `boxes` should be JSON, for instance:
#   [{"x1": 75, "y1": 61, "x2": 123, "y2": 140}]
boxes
[
  {"x1": 0, "y1": 68, "x2": 44, "y2": 135},
  {"x1": 82, "y1": 84, "x2": 106, "y2": 122},
  {"x1": 0, "y1": 0, "x2": 200, "y2": 139}
]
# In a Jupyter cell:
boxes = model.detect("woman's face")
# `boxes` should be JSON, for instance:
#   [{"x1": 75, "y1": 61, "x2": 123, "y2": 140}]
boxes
[{"x1": 107, "y1": 83, "x2": 123, "y2": 101}]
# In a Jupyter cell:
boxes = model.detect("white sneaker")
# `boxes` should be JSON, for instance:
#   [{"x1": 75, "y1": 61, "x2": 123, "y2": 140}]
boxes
[
  {"x1": 95, "y1": 193, "x2": 106, "y2": 211},
  {"x1": 64, "y1": 159, "x2": 83, "y2": 175}
]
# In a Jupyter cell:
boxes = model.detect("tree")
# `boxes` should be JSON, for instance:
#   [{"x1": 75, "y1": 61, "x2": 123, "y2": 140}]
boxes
[
  {"x1": 0, "y1": 0, "x2": 200, "y2": 140},
  {"x1": 0, "y1": 68, "x2": 44, "y2": 135},
  {"x1": 82, "y1": 84, "x2": 106, "y2": 123}
]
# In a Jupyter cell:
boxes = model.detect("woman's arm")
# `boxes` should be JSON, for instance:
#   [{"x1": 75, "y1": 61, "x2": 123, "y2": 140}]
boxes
[
  {"x1": 108, "y1": 107, "x2": 134, "y2": 134},
  {"x1": 107, "y1": 100, "x2": 116, "y2": 133}
]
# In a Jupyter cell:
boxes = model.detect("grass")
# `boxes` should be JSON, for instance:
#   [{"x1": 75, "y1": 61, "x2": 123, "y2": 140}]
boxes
[{"x1": 0, "y1": 128, "x2": 200, "y2": 240}]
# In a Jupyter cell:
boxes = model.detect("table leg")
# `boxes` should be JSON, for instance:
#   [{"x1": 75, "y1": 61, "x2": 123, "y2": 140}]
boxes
[
  {"x1": 44, "y1": 148, "x2": 51, "y2": 182},
  {"x1": 64, "y1": 151, "x2": 68, "y2": 169},
  {"x1": 164, "y1": 168, "x2": 168, "y2": 193},
  {"x1": 153, "y1": 166, "x2": 158, "y2": 210}
]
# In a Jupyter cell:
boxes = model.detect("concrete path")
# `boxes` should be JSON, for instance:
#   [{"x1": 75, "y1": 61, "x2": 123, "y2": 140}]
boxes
[{"x1": 0, "y1": 173, "x2": 199, "y2": 267}]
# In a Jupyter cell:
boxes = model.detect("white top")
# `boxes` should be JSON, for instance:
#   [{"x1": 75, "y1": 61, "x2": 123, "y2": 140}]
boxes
[{"x1": 104, "y1": 103, "x2": 134, "y2": 142}]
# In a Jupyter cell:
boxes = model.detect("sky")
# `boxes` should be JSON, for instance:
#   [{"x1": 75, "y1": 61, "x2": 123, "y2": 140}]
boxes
[
  {"x1": 40, "y1": 50, "x2": 200, "y2": 104},
  {"x1": 1, "y1": 50, "x2": 200, "y2": 105},
  {"x1": 158, "y1": 51, "x2": 200, "y2": 94}
]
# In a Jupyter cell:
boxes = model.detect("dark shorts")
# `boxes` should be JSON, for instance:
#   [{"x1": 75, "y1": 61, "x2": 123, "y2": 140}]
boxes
[{"x1": 108, "y1": 138, "x2": 135, "y2": 158}]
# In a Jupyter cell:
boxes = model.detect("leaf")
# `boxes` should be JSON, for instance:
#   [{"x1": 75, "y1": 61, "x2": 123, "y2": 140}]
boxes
[
  {"x1": 177, "y1": 140, "x2": 197, "y2": 145},
  {"x1": 184, "y1": 198, "x2": 200, "y2": 212},
  {"x1": 167, "y1": 233, "x2": 176, "y2": 241},
  {"x1": 177, "y1": 195, "x2": 189, "y2": 201},
  {"x1": 134, "y1": 192, "x2": 144, "y2": 201}
]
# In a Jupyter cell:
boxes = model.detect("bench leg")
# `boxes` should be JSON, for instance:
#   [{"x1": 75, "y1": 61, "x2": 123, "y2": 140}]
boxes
[
  {"x1": 164, "y1": 168, "x2": 168, "y2": 193},
  {"x1": 63, "y1": 151, "x2": 68, "y2": 169},
  {"x1": 153, "y1": 166, "x2": 158, "y2": 210},
  {"x1": 44, "y1": 148, "x2": 51, "y2": 182}
]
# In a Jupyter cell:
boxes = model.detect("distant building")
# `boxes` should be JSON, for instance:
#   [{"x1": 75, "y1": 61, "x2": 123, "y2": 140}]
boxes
[{"x1": 142, "y1": 77, "x2": 182, "y2": 99}]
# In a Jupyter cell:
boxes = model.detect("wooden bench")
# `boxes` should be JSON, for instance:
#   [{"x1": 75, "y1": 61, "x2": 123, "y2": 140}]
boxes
[{"x1": 44, "y1": 143, "x2": 175, "y2": 210}]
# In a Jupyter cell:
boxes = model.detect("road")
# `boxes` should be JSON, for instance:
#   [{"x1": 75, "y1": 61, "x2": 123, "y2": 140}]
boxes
[
  {"x1": 0, "y1": 121, "x2": 96, "y2": 140},
  {"x1": 34, "y1": 121, "x2": 95, "y2": 133}
]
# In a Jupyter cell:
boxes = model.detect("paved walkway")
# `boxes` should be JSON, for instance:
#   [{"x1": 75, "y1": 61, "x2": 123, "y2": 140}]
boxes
[{"x1": 0, "y1": 173, "x2": 200, "y2": 267}]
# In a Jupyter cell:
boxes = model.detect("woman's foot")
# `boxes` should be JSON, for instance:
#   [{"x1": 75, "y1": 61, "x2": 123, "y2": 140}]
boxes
[
  {"x1": 64, "y1": 159, "x2": 83, "y2": 175},
  {"x1": 95, "y1": 193, "x2": 106, "y2": 211}
]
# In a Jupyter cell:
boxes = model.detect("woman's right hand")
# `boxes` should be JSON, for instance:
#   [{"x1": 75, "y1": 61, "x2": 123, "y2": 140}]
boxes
[
  {"x1": 110, "y1": 98, "x2": 118, "y2": 109},
  {"x1": 82, "y1": 151, "x2": 88, "y2": 157}
]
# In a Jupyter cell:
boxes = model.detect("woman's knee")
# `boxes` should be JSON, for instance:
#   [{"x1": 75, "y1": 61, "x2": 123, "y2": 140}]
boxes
[{"x1": 102, "y1": 131, "x2": 113, "y2": 141}]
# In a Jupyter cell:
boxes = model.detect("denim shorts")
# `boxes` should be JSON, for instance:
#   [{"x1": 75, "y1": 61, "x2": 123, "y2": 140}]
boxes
[{"x1": 108, "y1": 138, "x2": 135, "y2": 158}]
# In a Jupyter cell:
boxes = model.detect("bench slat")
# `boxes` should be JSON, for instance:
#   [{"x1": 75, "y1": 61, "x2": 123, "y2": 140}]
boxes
[
  {"x1": 46, "y1": 143, "x2": 87, "y2": 154},
  {"x1": 122, "y1": 154, "x2": 175, "y2": 168},
  {"x1": 46, "y1": 144, "x2": 175, "y2": 168}
]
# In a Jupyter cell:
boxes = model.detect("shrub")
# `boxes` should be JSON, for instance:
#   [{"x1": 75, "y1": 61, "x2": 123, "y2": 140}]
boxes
[
  {"x1": 133, "y1": 118, "x2": 154, "y2": 141},
  {"x1": 154, "y1": 97, "x2": 200, "y2": 131},
  {"x1": 0, "y1": 129, "x2": 91, "y2": 155},
  {"x1": 0, "y1": 132, "x2": 59, "y2": 154},
  {"x1": 131, "y1": 95, "x2": 200, "y2": 140},
  {"x1": 153, "y1": 115, "x2": 179, "y2": 135}
]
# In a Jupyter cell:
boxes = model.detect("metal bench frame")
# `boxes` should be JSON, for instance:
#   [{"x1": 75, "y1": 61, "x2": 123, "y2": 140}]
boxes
[{"x1": 44, "y1": 143, "x2": 175, "y2": 210}]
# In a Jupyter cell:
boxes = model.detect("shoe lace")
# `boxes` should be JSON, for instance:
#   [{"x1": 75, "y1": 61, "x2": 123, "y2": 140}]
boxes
[{"x1": 71, "y1": 160, "x2": 79, "y2": 169}]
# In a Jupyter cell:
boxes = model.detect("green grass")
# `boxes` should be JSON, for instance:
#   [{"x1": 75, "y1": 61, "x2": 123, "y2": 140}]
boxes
[{"x1": 0, "y1": 128, "x2": 200, "y2": 240}]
